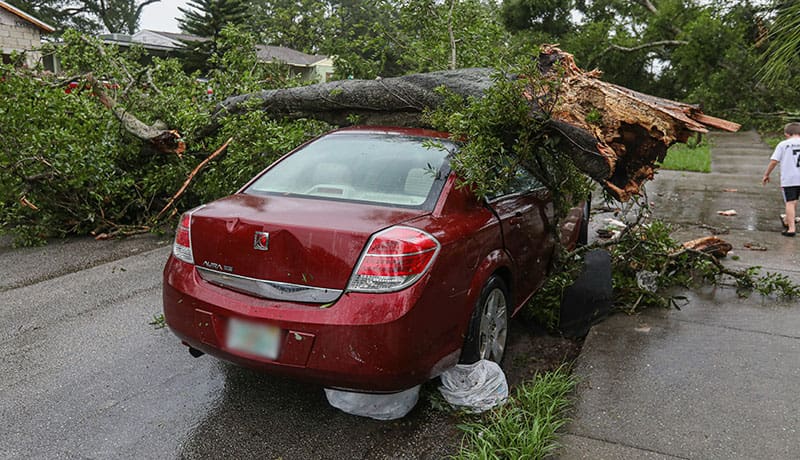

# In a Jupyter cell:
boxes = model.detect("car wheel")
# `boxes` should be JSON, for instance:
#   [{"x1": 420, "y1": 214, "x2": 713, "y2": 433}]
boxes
[
  {"x1": 577, "y1": 193, "x2": 591, "y2": 246},
  {"x1": 460, "y1": 276, "x2": 509, "y2": 364}
]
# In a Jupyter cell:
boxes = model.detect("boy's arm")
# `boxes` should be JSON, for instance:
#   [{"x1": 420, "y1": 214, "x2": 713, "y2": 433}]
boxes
[{"x1": 763, "y1": 159, "x2": 779, "y2": 185}]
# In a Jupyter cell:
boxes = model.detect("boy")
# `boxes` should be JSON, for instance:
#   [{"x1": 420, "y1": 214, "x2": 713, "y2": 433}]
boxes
[{"x1": 762, "y1": 122, "x2": 800, "y2": 237}]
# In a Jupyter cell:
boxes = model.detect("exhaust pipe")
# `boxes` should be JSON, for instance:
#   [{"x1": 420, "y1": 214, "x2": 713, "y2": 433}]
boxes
[{"x1": 188, "y1": 347, "x2": 205, "y2": 358}]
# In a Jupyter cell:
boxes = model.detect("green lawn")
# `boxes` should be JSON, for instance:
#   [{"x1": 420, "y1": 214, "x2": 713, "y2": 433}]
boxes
[
  {"x1": 761, "y1": 133, "x2": 783, "y2": 149},
  {"x1": 658, "y1": 140, "x2": 712, "y2": 173}
]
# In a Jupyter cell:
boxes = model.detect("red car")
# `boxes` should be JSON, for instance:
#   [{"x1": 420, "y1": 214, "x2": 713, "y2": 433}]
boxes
[{"x1": 163, "y1": 126, "x2": 587, "y2": 392}]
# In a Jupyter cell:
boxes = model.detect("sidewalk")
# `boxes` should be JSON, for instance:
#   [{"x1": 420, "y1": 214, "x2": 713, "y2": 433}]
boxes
[{"x1": 559, "y1": 131, "x2": 800, "y2": 459}]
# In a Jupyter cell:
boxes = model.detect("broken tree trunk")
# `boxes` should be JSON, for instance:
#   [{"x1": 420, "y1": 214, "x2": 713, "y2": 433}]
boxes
[
  {"x1": 214, "y1": 46, "x2": 739, "y2": 201},
  {"x1": 534, "y1": 45, "x2": 739, "y2": 199}
]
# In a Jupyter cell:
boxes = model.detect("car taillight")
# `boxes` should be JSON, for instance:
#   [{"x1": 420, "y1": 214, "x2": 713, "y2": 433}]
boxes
[
  {"x1": 173, "y1": 212, "x2": 194, "y2": 264},
  {"x1": 348, "y1": 226, "x2": 440, "y2": 292}
]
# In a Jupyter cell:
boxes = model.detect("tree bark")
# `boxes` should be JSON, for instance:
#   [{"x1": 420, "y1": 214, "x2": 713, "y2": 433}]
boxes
[
  {"x1": 213, "y1": 46, "x2": 739, "y2": 201},
  {"x1": 215, "y1": 68, "x2": 494, "y2": 126}
]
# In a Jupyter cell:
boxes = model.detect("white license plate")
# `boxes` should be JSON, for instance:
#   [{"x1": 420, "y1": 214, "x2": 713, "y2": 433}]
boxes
[{"x1": 226, "y1": 317, "x2": 281, "y2": 360}]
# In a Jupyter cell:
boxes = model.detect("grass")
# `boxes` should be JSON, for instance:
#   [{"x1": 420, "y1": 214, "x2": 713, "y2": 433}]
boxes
[
  {"x1": 761, "y1": 133, "x2": 783, "y2": 149},
  {"x1": 658, "y1": 138, "x2": 711, "y2": 173},
  {"x1": 452, "y1": 365, "x2": 577, "y2": 460},
  {"x1": 149, "y1": 313, "x2": 166, "y2": 329}
]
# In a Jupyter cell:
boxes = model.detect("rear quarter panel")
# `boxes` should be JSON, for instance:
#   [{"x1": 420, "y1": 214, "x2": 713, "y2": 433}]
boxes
[{"x1": 399, "y1": 176, "x2": 512, "y2": 372}]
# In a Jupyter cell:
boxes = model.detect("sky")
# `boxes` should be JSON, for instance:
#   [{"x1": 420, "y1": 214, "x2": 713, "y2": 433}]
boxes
[{"x1": 139, "y1": 0, "x2": 186, "y2": 33}]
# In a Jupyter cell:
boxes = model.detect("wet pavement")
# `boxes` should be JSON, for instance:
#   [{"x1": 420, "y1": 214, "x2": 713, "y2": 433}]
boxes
[{"x1": 560, "y1": 131, "x2": 800, "y2": 459}]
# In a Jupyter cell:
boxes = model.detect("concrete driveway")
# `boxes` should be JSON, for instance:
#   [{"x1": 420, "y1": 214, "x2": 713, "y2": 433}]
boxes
[{"x1": 560, "y1": 131, "x2": 800, "y2": 459}]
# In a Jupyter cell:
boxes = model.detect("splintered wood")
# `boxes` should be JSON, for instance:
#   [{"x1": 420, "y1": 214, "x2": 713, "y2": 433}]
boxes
[{"x1": 535, "y1": 45, "x2": 740, "y2": 200}]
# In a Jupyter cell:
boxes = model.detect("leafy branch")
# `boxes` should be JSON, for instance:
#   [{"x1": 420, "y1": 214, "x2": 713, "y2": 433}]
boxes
[{"x1": 526, "y1": 204, "x2": 800, "y2": 329}]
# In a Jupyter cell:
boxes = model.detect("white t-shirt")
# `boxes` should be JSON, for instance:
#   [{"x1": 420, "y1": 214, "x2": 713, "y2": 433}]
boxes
[{"x1": 770, "y1": 137, "x2": 800, "y2": 187}]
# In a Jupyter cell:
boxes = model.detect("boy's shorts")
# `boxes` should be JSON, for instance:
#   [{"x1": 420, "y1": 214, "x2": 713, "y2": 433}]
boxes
[{"x1": 783, "y1": 186, "x2": 800, "y2": 202}]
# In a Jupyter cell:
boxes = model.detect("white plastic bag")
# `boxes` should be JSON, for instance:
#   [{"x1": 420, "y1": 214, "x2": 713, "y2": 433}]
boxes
[
  {"x1": 439, "y1": 360, "x2": 508, "y2": 413},
  {"x1": 324, "y1": 385, "x2": 420, "y2": 420}
]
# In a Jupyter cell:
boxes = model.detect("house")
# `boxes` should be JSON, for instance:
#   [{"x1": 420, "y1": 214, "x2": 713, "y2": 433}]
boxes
[
  {"x1": 256, "y1": 45, "x2": 334, "y2": 83},
  {"x1": 100, "y1": 30, "x2": 334, "y2": 83},
  {"x1": 0, "y1": 0, "x2": 54, "y2": 67}
]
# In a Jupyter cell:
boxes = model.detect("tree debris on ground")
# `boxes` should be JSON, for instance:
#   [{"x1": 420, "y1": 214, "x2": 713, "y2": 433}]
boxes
[
  {"x1": 743, "y1": 242, "x2": 768, "y2": 251},
  {"x1": 682, "y1": 236, "x2": 733, "y2": 258}
]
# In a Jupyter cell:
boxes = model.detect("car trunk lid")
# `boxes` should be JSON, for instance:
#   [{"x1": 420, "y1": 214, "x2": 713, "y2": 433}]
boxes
[{"x1": 189, "y1": 194, "x2": 428, "y2": 299}]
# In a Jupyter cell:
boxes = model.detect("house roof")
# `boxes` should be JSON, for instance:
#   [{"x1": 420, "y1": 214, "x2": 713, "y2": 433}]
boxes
[
  {"x1": 0, "y1": 0, "x2": 54, "y2": 32},
  {"x1": 100, "y1": 30, "x2": 208, "y2": 52},
  {"x1": 146, "y1": 31, "x2": 208, "y2": 44},
  {"x1": 256, "y1": 45, "x2": 329, "y2": 67}
]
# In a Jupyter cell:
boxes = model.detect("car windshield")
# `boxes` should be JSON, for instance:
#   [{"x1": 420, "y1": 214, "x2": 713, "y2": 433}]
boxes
[{"x1": 245, "y1": 132, "x2": 453, "y2": 208}]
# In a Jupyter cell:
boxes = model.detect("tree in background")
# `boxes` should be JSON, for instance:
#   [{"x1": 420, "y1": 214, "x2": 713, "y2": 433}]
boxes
[
  {"x1": 178, "y1": 0, "x2": 249, "y2": 38},
  {"x1": 177, "y1": 0, "x2": 250, "y2": 72},
  {"x1": 393, "y1": 0, "x2": 510, "y2": 72},
  {"x1": 244, "y1": 1, "x2": 510, "y2": 79},
  {"x1": 498, "y1": 0, "x2": 797, "y2": 128},
  {"x1": 555, "y1": 0, "x2": 697, "y2": 95},
  {"x1": 502, "y1": 0, "x2": 574, "y2": 40},
  {"x1": 760, "y1": 1, "x2": 800, "y2": 85},
  {"x1": 319, "y1": 0, "x2": 403, "y2": 79},
  {"x1": 85, "y1": 0, "x2": 161, "y2": 34},
  {"x1": 250, "y1": 0, "x2": 334, "y2": 54}
]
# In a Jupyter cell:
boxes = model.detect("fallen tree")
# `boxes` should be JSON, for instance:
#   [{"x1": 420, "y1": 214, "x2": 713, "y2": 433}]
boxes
[
  {"x1": 1, "y1": 35, "x2": 741, "y2": 245},
  {"x1": 59, "y1": 43, "x2": 741, "y2": 205},
  {"x1": 212, "y1": 45, "x2": 740, "y2": 201}
]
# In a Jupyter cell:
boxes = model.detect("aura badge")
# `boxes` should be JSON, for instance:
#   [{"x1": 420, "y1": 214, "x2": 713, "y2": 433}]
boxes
[{"x1": 254, "y1": 231, "x2": 270, "y2": 251}]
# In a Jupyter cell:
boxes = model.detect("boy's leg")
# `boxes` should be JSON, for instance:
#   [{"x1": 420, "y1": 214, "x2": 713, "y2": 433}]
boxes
[{"x1": 784, "y1": 186, "x2": 799, "y2": 234}]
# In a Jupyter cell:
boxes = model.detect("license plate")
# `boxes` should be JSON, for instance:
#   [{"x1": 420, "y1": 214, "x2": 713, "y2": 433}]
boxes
[{"x1": 226, "y1": 317, "x2": 281, "y2": 360}]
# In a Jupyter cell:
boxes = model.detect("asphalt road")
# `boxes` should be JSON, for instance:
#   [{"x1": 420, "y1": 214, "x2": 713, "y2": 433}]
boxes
[{"x1": 0, "y1": 235, "x2": 461, "y2": 459}]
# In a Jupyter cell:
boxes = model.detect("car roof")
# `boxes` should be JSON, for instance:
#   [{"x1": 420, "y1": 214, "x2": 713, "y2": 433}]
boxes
[{"x1": 328, "y1": 126, "x2": 452, "y2": 141}]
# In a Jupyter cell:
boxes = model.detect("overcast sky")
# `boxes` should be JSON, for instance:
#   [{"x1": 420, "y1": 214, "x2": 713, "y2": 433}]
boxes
[{"x1": 139, "y1": 0, "x2": 186, "y2": 32}]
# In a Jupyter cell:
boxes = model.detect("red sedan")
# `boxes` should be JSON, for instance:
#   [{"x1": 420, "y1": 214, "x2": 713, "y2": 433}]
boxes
[{"x1": 163, "y1": 126, "x2": 586, "y2": 392}]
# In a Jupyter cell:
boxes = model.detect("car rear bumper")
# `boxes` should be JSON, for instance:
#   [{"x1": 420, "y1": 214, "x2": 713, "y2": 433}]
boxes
[{"x1": 162, "y1": 255, "x2": 461, "y2": 392}]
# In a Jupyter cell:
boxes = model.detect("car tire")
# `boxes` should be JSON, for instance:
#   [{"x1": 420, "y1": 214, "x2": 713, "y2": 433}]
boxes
[
  {"x1": 459, "y1": 276, "x2": 509, "y2": 365},
  {"x1": 577, "y1": 193, "x2": 591, "y2": 246}
]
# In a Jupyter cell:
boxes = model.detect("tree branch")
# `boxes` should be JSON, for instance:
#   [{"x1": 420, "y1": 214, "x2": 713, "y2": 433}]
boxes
[
  {"x1": 154, "y1": 137, "x2": 233, "y2": 222},
  {"x1": 447, "y1": 0, "x2": 457, "y2": 70},
  {"x1": 85, "y1": 73, "x2": 185, "y2": 155},
  {"x1": 634, "y1": 0, "x2": 659, "y2": 15},
  {"x1": 596, "y1": 40, "x2": 689, "y2": 60}
]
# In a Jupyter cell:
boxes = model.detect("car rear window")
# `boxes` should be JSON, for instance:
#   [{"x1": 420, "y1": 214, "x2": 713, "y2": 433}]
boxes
[{"x1": 245, "y1": 132, "x2": 453, "y2": 208}]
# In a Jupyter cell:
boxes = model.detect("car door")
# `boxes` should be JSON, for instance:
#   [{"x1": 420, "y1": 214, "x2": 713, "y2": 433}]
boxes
[{"x1": 487, "y1": 168, "x2": 556, "y2": 309}]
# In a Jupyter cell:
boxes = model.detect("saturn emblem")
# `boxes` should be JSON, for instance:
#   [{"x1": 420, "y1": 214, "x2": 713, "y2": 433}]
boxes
[{"x1": 254, "y1": 231, "x2": 269, "y2": 251}]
